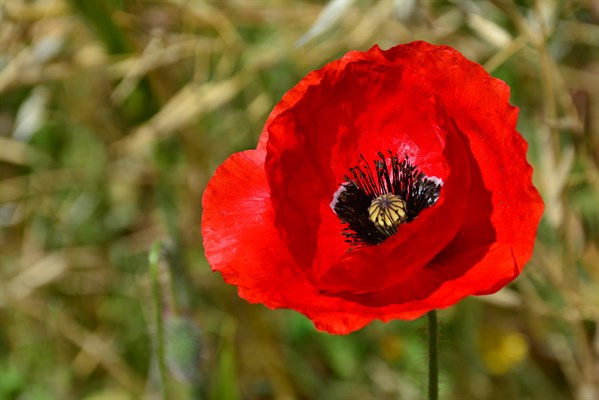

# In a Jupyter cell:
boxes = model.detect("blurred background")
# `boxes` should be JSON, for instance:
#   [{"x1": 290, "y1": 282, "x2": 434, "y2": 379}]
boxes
[{"x1": 1, "y1": 0, "x2": 598, "y2": 399}]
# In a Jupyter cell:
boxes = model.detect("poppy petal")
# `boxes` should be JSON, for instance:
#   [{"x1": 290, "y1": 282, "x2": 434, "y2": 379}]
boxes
[
  {"x1": 204, "y1": 150, "x2": 325, "y2": 308},
  {"x1": 264, "y1": 59, "x2": 472, "y2": 294},
  {"x1": 201, "y1": 149, "x2": 429, "y2": 334}
]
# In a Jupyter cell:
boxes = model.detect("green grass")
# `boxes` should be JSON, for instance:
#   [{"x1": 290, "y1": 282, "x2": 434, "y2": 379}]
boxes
[{"x1": 1, "y1": 0, "x2": 597, "y2": 399}]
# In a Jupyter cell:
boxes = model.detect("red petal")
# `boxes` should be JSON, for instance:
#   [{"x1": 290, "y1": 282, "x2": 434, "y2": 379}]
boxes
[
  {"x1": 264, "y1": 58, "x2": 473, "y2": 293},
  {"x1": 201, "y1": 149, "x2": 438, "y2": 334},
  {"x1": 202, "y1": 150, "x2": 299, "y2": 304},
  {"x1": 395, "y1": 42, "x2": 544, "y2": 281},
  {"x1": 377, "y1": 42, "x2": 543, "y2": 266},
  {"x1": 318, "y1": 42, "x2": 544, "y2": 312},
  {"x1": 316, "y1": 114, "x2": 471, "y2": 293}
]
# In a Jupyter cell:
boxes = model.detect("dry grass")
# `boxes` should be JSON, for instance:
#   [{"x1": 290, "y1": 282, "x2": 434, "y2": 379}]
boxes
[{"x1": 1, "y1": 0, "x2": 598, "y2": 399}]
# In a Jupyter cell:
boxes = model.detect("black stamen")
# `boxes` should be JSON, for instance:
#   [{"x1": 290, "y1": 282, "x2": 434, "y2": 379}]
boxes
[{"x1": 332, "y1": 151, "x2": 442, "y2": 249}]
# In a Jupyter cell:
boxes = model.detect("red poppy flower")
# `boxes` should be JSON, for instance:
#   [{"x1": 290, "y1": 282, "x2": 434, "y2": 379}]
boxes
[{"x1": 202, "y1": 41, "x2": 544, "y2": 334}]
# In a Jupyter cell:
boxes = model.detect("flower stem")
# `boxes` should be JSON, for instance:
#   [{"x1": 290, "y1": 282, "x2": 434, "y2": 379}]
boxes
[
  {"x1": 428, "y1": 310, "x2": 439, "y2": 400},
  {"x1": 149, "y1": 242, "x2": 168, "y2": 399}
]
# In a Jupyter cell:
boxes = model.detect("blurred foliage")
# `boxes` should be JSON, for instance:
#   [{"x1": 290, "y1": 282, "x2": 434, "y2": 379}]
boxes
[{"x1": 1, "y1": 0, "x2": 598, "y2": 399}]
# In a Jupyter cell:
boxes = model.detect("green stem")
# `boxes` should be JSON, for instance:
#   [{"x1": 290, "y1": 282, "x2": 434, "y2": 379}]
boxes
[
  {"x1": 149, "y1": 242, "x2": 168, "y2": 399},
  {"x1": 428, "y1": 310, "x2": 439, "y2": 400}
]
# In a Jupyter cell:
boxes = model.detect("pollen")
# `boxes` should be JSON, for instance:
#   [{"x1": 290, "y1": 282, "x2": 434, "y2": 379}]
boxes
[{"x1": 368, "y1": 194, "x2": 407, "y2": 235}]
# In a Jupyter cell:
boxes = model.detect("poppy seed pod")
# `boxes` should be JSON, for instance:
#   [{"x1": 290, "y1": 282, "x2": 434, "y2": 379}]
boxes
[{"x1": 202, "y1": 41, "x2": 544, "y2": 334}]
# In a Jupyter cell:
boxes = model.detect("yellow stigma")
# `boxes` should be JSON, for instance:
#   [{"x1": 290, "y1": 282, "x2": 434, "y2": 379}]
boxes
[{"x1": 368, "y1": 193, "x2": 407, "y2": 235}]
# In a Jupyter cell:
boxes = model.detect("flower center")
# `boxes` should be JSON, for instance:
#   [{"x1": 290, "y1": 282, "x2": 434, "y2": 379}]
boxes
[
  {"x1": 330, "y1": 151, "x2": 442, "y2": 249},
  {"x1": 368, "y1": 193, "x2": 407, "y2": 236}
]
